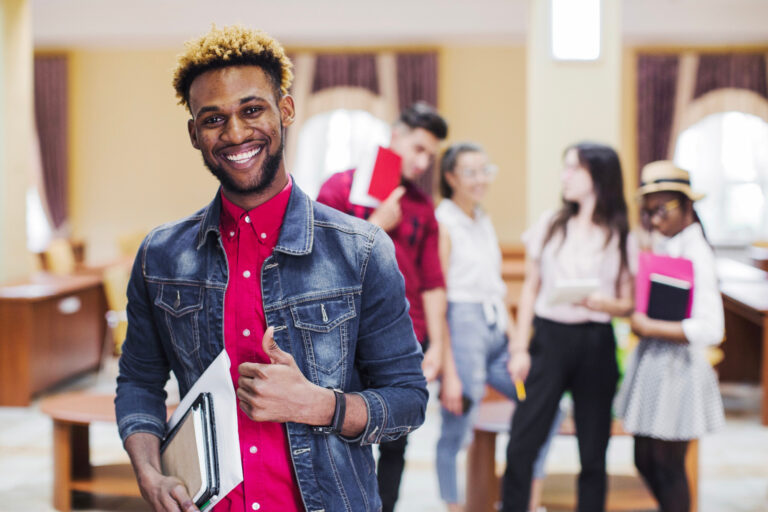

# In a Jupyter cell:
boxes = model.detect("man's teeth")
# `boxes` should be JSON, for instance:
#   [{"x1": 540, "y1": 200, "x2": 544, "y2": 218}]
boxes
[{"x1": 225, "y1": 147, "x2": 261, "y2": 163}]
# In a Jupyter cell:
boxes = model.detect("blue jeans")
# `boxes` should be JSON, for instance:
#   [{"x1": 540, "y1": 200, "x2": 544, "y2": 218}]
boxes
[{"x1": 436, "y1": 302, "x2": 563, "y2": 504}]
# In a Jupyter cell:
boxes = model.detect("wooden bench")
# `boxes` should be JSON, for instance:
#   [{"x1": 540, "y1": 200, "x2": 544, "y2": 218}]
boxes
[
  {"x1": 40, "y1": 392, "x2": 176, "y2": 511},
  {"x1": 466, "y1": 399, "x2": 699, "y2": 512}
]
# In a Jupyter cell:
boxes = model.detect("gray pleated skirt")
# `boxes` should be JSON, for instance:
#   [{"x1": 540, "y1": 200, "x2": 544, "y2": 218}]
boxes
[{"x1": 614, "y1": 337, "x2": 725, "y2": 440}]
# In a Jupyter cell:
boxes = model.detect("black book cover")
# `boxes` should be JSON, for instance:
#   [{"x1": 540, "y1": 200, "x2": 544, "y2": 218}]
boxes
[{"x1": 646, "y1": 273, "x2": 691, "y2": 321}]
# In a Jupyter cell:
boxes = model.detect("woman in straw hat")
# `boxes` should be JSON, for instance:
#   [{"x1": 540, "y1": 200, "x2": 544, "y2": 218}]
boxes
[{"x1": 615, "y1": 160, "x2": 725, "y2": 512}]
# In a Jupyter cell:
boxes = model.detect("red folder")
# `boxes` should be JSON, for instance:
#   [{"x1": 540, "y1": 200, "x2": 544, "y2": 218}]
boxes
[
  {"x1": 635, "y1": 251, "x2": 694, "y2": 317},
  {"x1": 367, "y1": 147, "x2": 402, "y2": 201}
]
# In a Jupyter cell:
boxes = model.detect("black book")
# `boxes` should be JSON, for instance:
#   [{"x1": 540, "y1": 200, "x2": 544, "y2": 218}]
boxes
[{"x1": 646, "y1": 273, "x2": 691, "y2": 321}]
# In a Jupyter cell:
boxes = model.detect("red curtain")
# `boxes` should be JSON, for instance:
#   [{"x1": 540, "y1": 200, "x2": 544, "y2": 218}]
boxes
[
  {"x1": 636, "y1": 55, "x2": 679, "y2": 180},
  {"x1": 34, "y1": 55, "x2": 69, "y2": 229},
  {"x1": 694, "y1": 53, "x2": 767, "y2": 100}
]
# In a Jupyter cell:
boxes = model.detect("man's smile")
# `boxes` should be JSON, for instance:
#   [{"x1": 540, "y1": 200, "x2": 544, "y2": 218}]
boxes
[{"x1": 219, "y1": 143, "x2": 265, "y2": 169}]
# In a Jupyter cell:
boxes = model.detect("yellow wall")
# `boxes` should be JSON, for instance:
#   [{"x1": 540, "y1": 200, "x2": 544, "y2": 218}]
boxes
[
  {"x1": 439, "y1": 45, "x2": 527, "y2": 245},
  {"x1": 68, "y1": 49, "x2": 219, "y2": 262},
  {"x1": 0, "y1": 0, "x2": 33, "y2": 281},
  {"x1": 66, "y1": 45, "x2": 529, "y2": 261}
]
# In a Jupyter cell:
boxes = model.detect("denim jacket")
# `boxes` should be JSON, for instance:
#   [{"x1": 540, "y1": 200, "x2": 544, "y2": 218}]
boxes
[{"x1": 115, "y1": 184, "x2": 428, "y2": 512}]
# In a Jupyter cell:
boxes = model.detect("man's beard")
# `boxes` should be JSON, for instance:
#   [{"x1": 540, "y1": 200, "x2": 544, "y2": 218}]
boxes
[{"x1": 203, "y1": 137, "x2": 285, "y2": 196}]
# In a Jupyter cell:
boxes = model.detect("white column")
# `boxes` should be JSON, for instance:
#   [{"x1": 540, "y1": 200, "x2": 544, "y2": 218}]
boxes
[
  {"x1": 0, "y1": 0, "x2": 33, "y2": 282},
  {"x1": 526, "y1": 0, "x2": 622, "y2": 224}
]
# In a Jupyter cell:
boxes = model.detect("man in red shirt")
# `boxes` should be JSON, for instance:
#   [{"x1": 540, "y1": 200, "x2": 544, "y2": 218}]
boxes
[
  {"x1": 317, "y1": 103, "x2": 463, "y2": 512},
  {"x1": 117, "y1": 26, "x2": 428, "y2": 512}
]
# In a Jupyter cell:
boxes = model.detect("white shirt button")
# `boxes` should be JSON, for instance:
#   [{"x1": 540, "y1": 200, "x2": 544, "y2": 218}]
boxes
[
  {"x1": 243, "y1": 329, "x2": 251, "y2": 337},
  {"x1": 260, "y1": 232, "x2": 267, "y2": 239},
  {"x1": 249, "y1": 445, "x2": 258, "y2": 454},
  {"x1": 243, "y1": 270, "x2": 251, "y2": 278},
  {"x1": 245, "y1": 216, "x2": 251, "y2": 223},
  {"x1": 229, "y1": 231, "x2": 235, "y2": 237},
  {"x1": 251, "y1": 503, "x2": 260, "y2": 510}
]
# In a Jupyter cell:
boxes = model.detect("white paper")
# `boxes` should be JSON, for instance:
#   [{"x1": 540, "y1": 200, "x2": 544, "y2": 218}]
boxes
[
  {"x1": 166, "y1": 350, "x2": 242, "y2": 510},
  {"x1": 548, "y1": 278, "x2": 600, "y2": 305},
  {"x1": 349, "y1": 144, "x2": 383, "y2": 208}
]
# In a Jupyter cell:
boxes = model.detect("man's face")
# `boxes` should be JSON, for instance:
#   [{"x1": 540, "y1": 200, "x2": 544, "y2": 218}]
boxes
[
  {"x1": 390, "y1": 126, "x2": 440, "y2": 182},
  {"x1": 187, "y1": 66, "x2": 295, "y2": 197}
]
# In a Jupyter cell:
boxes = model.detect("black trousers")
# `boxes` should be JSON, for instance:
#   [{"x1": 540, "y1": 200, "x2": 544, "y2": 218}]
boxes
[
  {"x1": 501, "y1": 317, "x2": 619, "y2": 512},
  {"x1": 377, "y1": 433, "x2": 408, "y2": 512},
  {"x1": 376, "y1": 337, "x2": 429, "y2": 512}
]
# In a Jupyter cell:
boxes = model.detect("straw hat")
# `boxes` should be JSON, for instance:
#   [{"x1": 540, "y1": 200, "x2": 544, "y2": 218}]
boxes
[{"x1": 636, "y1": 160, "x2": 704, "y2": 201}]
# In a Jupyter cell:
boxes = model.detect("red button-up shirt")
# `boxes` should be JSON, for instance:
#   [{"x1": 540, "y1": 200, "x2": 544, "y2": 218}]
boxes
[{"x1": 214, "y1": 178, "x2": 304, "y2": 512}]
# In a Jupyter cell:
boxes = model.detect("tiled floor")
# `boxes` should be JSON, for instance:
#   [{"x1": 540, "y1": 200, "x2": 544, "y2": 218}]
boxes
[{"x1": 1, "y1": 367, "x2": 767, "y2": 512}]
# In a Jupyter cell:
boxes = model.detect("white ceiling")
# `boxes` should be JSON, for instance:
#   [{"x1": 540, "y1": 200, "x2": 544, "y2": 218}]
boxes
[{"x1": 32, "y1": 0, "x2": 768, "y2": 48}]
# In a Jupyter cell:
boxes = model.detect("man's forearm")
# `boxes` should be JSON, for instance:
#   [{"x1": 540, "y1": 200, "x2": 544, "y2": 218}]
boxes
[
  {"x1": 124, "y1": 432, "x2": 163, "y2": 483},
  {"x1": 422, "y1": 288, "x2": 447, "y2": 351}
]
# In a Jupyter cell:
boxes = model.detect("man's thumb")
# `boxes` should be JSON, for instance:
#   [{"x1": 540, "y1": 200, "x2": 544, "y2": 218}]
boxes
[{"x1": 262, "y1": 326, "x2": 291, "y2": 364}]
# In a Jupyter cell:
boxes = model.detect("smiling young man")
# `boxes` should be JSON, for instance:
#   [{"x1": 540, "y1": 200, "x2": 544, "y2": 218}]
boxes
[
  {"x1": 316, "y1": 104, "x2": 463, "y2": 512},
  {"x1": 115, "y1": 26, "x2": 427, "y2": 512}
]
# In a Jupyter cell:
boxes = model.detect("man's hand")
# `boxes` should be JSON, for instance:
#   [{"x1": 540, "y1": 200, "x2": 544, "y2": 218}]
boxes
[
  {"x1": 136, "y1": 465, "x2": 198, "y2": 512},
  {"x1": 368, "y1": 186, "x2": 406, "y2": 232},
  {"x1": 237, "y1": 327, "x2": 334, "y2": 425},
  {"x1": 421, "y1": 346, "x2": 441, "y2": 382},
  {"x1": 440, "y1": 370, "x2": 464, "y2": 416},
  {"x1": 507, "y1": 348, "x2": 531, "y2": 384}
]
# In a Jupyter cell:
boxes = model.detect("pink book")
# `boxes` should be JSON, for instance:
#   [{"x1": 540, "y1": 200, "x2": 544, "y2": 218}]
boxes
[{"x1": 635, "y1": 251, "x2": 694, "y2": 317}]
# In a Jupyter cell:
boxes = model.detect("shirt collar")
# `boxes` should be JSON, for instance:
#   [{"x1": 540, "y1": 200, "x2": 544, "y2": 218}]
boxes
[{"x1": 219, "y1": 177, "x2": 293, "y2": 245}]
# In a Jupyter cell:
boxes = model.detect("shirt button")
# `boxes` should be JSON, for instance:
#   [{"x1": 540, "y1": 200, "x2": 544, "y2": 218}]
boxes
[
  {"x1": 245, "y1": 216, "x2": 251, "y2": 223},
  {"x1": 260, "y1": 232, "x2": 267, "y2": 239},
  {"x1": 243, "y1": 270, "x2": 251, "y2": 278},
  {"x1": 251, "y1": 503, "x2": 260, "y2": 510},
  {"x1": 229, "y1": 231, "x2": 235, "y2": 237},
  {"x1": 243, "y1": 329, "x2": 251, "y2": 337},
  {"x1": 249, "y1": 445, "x2": 258, "y2": 454}
]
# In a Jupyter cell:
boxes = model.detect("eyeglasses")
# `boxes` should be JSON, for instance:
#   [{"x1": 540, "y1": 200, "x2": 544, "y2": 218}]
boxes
[
  {"x1": 641, "y1": 198, "x2": 680, "y2": 223},
  {"x1": 455, "y1": 164, "x2": 498, "y2": 181}
]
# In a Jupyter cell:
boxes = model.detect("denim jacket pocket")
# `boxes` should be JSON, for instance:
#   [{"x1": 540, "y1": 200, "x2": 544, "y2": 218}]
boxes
[
  {"x1": 154, "y1": 283, "x2": 205, "y2": 357},
  {"x1": 290, "y1": 294, "x2": 356, "y2": 375}
]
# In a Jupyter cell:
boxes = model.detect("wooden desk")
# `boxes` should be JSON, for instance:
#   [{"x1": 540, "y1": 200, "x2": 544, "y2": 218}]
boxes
[
  {"x1": 716, "y1": 259, "x2": 768, "y2": 425},
  {"x1": 0, "y1": 273, "x2": 106, "y2": 406},
  {"x1": 467, "y1": 400, "x2": 699, "y2": 512},
  {"x1": 40, "y1": 393, "x2": 140, "y2": 511}
]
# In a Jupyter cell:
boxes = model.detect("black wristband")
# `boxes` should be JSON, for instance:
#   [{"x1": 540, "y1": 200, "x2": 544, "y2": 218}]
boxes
[{"x1": 312, "y1": 388, "x2": 345, "y2": 435}]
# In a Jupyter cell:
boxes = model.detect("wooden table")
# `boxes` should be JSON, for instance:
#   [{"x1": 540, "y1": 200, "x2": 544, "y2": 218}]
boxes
[
  {"x1": 40, "y1": 393, "x2": 141, "y2": 511},
  {"x1": 0, "y1": 273, "x2": 107, "y2": 405},
  {"x1": 716, "y1": 258, "x2": 768, "y2": 425},
  {"x1": 467, "y1": 400, "x2": 699, "y2": 512}
]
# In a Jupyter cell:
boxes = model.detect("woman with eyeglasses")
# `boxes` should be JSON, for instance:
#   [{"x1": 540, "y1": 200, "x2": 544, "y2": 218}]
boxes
[
  {"x1": 501, "y1": 142, "x2": 635, "y2": 512},
  {"x1": 615, "y1": 161, "x2": 725, "y2": 512},
  {"x1": 435, "y1": 142, "x2": 561, "y2": 512}
]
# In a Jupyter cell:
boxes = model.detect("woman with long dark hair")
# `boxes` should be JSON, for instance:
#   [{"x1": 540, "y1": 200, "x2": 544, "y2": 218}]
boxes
[{"x1": 501, "y1": 142, "x2": 635, "y2": 512}]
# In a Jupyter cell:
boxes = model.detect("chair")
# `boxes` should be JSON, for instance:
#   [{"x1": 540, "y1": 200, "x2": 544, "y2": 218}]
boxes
[
  {"x1": 43, "y1": 238, "x2": 77, "y2": 275},
  {"x1": 101, "y1": 262, "x2": 131, "y2": 356}
]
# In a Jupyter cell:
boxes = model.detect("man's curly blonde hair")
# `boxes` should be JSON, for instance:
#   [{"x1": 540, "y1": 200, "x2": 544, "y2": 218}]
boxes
[{"x1": 172, "y1": 25, "x2": 293, "y2": 110}]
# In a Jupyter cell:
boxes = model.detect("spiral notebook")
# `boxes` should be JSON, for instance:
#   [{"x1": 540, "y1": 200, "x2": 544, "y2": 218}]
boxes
[{"x1": 161, "y1": 392, "x2": 219, "y2": 510}]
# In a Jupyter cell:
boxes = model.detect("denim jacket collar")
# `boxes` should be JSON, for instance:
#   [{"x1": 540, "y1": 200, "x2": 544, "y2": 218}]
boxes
[{"x1": 196, "y1": 184, "x2": 314, "y2": 256}]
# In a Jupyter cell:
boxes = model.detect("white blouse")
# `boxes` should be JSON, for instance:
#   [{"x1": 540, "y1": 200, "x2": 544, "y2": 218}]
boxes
[
  {"x1": 651, "y1": 223, "x2": 724, "y2": 347},
  {"x1": 525, "y1": 210, "x2": 635, "y2": 324},
  {"x1": 435, "y1": 199, "x2": 509, "y2": 329}
]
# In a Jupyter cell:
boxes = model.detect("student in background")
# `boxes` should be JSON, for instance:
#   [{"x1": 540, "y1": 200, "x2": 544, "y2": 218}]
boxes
[
  {"x1": 317, "y1": 103, "x2": 462, "y2": 512},
  {"x1": 502, "y1": 142, "x2": 635, "y2": 512},
  {"x1": 435, "y1": 143, "x2": 560, "y2": 512},
  {"x1": 615, "y1": 161, "x2": 725, "y2": 512}
]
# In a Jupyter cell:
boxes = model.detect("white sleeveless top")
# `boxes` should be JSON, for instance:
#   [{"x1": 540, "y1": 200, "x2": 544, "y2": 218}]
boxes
[{"x1": 435, "y1": 199, "x2": 508, "y2": 328}]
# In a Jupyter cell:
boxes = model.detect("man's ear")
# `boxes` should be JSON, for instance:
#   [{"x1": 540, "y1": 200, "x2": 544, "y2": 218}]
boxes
[
  {"x1": 279, "y1": 94, "x2": 295, "y2": 128},
  {"x1": 187, "y1": 118, "x2": 199, "y2": 149}
]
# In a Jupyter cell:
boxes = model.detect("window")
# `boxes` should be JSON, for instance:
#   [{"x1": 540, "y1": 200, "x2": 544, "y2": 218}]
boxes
[
  {"x1": 551, "y1": 0, "x2": 601, "y2": 61},
  {"x1": 26, "y1": 186, "x2": 52, "y2": 253},
  {"x1": 673, "y1": 111, "x2": 768, "y2": 245},
  {"x1": 292, "y1": 109, "x2": 390, "y2": 199}
]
